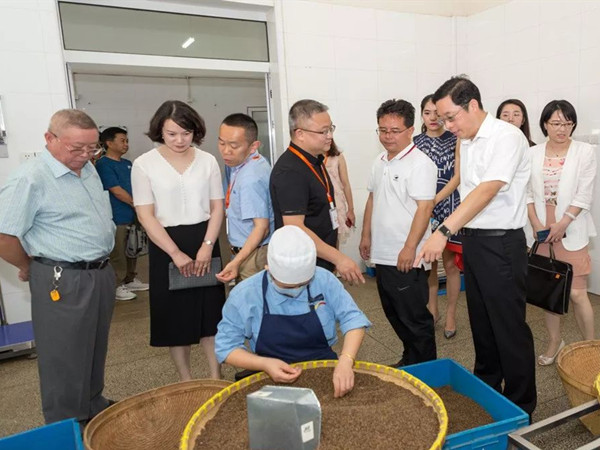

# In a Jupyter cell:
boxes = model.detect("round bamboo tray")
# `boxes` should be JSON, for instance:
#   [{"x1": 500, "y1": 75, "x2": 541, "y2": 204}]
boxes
[
  {"x1": 84, "y1": 379, "x2": 231, "y2": 450},
  {"x1": 556, "y1": 340, "x2": 600, "y2": 435},
  {"x1": 180, "y1": 360, "x2": 448, "y2": 450}
]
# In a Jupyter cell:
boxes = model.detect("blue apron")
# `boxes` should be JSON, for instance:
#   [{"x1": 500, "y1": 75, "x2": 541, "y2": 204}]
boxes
[{"x1": 255, "y1": 272, "x2": 337, "y2": 364}]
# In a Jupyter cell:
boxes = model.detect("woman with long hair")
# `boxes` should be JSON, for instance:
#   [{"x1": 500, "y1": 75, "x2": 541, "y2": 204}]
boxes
[
  {"x1": 496, "y1": 99, "x2": 536, "y2": 146},
  {"x1": 414, "y1": 94, "x2": 461, "y2": 339}
]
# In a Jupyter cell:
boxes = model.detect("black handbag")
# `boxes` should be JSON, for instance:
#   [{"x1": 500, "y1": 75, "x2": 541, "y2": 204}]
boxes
[
  {"x1": 526, "y1": 241, "x2": 573, "y2": 315},
  {"x1": 168, "y1": 257, "x2": 222, "y2": 290}
]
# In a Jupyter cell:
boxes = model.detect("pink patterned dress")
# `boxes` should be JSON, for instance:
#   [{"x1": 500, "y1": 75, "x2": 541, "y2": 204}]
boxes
[{"x1": 325, "y1": 155, "x2": 350, "y2": 243}]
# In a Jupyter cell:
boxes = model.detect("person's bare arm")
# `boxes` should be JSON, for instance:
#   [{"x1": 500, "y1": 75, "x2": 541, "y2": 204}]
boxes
[
  {"x1": 107, "y1": 186, "x2": 133, "y2": 206},
  {"x1": 225, "y1": 348, "x2": 302, "y2": 383},
  {"x1": 399, "y1": 199, "x2": 434, "y2": 272},
  {"x1": 217, "y1": 218, "x2": 269, "y2": 282},
  {"x1": 434, "y1": 141, "x2": 461, "y2": 205},
  {"x1": 332, "y1": 327, "x2": 365, "y2": 398},
  {"x1": 282, "y1": 215, "x2": 365, "y2": 284},
  {"x1": 338, "y1": 154, "x2": 355, "y2": 226},
  {"x1": 359, "y1": 193, "x2": 373, "y2": 261},
  {"x1": 0, "y1": 233, "x2": 31, "y2": 281},
  {"x1": 135, "y1": 204, "x2": 195, "y2": 276},
  {"x1": 416, "y1": 180, "x2": 506, "y2": 264},
  {"x1": 195, "y1": 199, "x2": 225, "y2": 276}
]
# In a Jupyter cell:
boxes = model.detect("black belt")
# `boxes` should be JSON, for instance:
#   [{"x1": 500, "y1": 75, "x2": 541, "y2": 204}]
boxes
[
  {"x1": 231, "y1": 245, "x2": 266, "y2": 255},
  {"x1": 33, "y1": 256, "x2": 110, "y2": 270},
  {"x1": 459, "y1": 228, "x2": 513, "y2": 237}
]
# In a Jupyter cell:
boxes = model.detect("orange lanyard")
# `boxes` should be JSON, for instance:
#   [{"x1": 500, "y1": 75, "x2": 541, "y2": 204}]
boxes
[
  {"x1": 225, "y1": 153, "x2": 260, "y2": 209},
  {"x1": 288, "y1": 146, "x2": 334, "y2": 204}
]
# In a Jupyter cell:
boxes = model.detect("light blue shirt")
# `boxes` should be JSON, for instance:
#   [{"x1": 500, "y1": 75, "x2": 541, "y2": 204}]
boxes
[
  {"x1": 225, "y1": 153, "x2": 274, "y2": 247},
  {"x1": 0, "y1": 149, "x2": 115, "y2": 262},
  {"x1": 215, "y1": 267, "x2": 372, "y2": 363}
]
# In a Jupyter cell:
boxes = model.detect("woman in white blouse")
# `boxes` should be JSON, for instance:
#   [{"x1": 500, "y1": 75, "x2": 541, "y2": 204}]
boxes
[
  {"x1": 527, "y1": 100, "x2": 596, "y2": 366},
  {"x1": 132, "y1": 100, "x2": 225, "y2": 380}
]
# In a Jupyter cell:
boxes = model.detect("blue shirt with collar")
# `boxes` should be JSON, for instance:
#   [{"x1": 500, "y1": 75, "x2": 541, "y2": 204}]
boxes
[
  {"x1": 215, "y1": 267, "x2": 371, "y2": 363},
  {"x1": 0, "y1": 148, "x2": 115, "y2": 262},
  {"x1": 225, "y1": 152, "x2": 274, "y2": 247},
  {"x1": 95, "y1": 156, "x2": 135, "y2": 225}
]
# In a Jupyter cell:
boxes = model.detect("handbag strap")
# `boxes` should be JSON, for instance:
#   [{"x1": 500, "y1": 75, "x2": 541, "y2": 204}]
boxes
[{"x1": 529, "y1": 240, "x2": 556, "y2": 260}]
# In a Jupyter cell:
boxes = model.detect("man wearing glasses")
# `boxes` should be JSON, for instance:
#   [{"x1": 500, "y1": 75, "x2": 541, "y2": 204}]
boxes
[
  {"x1": 270, "y1": 99, "x2": 364, "y2": 284},
  {"x1": 0, "y1": 109, "x2": 117, "y2": 425},
  {"x1": 417, "y1": 76, "x2": 537, "y2": 416},
  {"x1": 360, "y1": 99, "x2": 437, "y2": 367}
]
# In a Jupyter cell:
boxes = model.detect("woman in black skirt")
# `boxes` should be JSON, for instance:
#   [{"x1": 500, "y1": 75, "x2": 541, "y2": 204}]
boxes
[{"x1": 132, "y1": 100, "x2": 226, "y2": 380}]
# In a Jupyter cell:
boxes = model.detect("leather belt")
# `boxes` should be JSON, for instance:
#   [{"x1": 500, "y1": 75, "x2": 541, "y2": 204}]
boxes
[
  {"x1": 33, "y1": 256, "x2": 110, "y2": 270},
  {"x1": 231, "y1": 245, "x2": 266, "y2": 255},
  {"x1": 459, "y1": 228, "x2": 509, "y2": 237}
]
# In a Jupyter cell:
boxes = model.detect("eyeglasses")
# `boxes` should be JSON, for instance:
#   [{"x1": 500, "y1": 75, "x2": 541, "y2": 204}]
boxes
[
  {"x1": 546, "y1": 121, "x2": 575, "y2": 130},
  {"x1": 437, "y1": 104, "x2": 468, "y2": 125},
  {"x1": 376, "y1": 127, "x2": 410, "y2": 136},
  {"x1": 295, "y1": 125, "x2": 336, "y2": 137},
  {"x1": 50, "y1": 132, "x2": 103, "y2": 156}
]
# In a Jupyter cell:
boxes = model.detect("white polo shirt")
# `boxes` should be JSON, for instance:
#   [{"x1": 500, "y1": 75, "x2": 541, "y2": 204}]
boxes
[
  {"x1": 460, "y1": 114, "x2": 530, "y2": 229},
  {"x1": 368, "y1": 142, "x2": 437, "y2": 268}
]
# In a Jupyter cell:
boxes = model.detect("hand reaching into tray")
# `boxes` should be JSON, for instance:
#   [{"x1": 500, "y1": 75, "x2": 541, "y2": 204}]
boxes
[
  {"x1": 333, "y1": 357, "x2": 355, "y2": 398},
  {"x1": 263, "y1": 358, "x2": 302, "y2": 383}
]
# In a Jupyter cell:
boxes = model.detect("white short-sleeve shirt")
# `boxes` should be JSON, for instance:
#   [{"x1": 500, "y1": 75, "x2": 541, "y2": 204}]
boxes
[
  {"x1": 460, "y1": 114, "x2": 530, "y2": 229},
  {"x1": 131, "y1": 147, "x2": 224, "y2": 227},
  {"x1": 368, "y1": 143, "x2": 437, "y2": 267}
]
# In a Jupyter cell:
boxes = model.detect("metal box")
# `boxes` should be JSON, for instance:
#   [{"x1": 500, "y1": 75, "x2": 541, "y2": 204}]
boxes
[{"x1": 247, "y1": 385, "x2": 321, "y2": 450}]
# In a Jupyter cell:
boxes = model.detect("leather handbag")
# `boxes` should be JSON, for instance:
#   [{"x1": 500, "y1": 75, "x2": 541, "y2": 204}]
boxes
[
  {"x1": 168, "y1": 257, "x2": 222, "y2": 290},
  {"x1": 526, "y1": 241, "x2": 572, "y2": 315}
]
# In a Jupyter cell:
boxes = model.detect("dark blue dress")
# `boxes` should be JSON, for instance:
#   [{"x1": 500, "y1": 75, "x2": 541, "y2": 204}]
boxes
[{"x1": 414, "y1": 131, "x2": 460, "y2": 230}]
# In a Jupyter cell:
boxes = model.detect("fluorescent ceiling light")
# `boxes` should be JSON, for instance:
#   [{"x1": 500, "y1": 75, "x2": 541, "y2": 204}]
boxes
[{"x1": 181, "y1": 37, "x2": 195, "y2": 49}]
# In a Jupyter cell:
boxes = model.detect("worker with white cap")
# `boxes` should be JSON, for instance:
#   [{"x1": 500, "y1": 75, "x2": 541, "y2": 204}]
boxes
[{"x1": 215, "y1": 225, "x2": 371, "y2": 397}]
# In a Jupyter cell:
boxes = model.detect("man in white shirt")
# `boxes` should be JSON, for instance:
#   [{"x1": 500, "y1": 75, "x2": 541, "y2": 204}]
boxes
[
  {"x1": 360, "y1": 99, "x2": 437, "y2": 366},
  {"x1": 417, "y1": 76, "x2": 536, "y2": 416}
]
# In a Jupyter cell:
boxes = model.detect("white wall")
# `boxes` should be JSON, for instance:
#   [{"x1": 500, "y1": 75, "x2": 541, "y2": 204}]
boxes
[
  {"x1": 74, "y1": 74, "x2": 266, "y2": 162},
  {"x1": 276, "y1": 0, "x2": 456, "y2": 266},
  {"x1": 459, "y1": 0, "x2": 600, "y2": 293},
  {"x1": 0, "y1": 0, "x2": 70, "y2": 323}
]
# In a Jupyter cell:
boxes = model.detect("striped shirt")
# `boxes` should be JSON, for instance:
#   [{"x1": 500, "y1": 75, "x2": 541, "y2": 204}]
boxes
[{"x1": 0, "y1": 149, "x2": 115, "y2": 262}]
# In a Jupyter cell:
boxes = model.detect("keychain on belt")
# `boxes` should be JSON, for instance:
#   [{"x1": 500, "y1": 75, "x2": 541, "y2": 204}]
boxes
[{"x1": 50, "y1": 266, "x2": 62, "y2": 301}]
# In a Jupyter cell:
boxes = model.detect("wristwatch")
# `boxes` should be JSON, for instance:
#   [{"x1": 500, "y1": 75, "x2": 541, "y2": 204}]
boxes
[
  {"x1": 203, "y1": 239, "x2": 214, "y2": 246},
  {"x1": 437, "y1": 224, "x2": 453, "y2": 238}
]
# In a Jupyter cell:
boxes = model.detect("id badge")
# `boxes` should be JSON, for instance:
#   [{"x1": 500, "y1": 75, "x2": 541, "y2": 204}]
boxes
[
  {"x1": 329, "y1": 205, "x2": 339, "y2": 230},
  {"x1": 225, "y1": 216, "x2": 229, "y2": 235}
]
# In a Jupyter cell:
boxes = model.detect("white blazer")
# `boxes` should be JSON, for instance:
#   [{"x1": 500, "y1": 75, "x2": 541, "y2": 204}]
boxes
[{"x1": 526, "y1": 140, "x2": 597, "y2": 250}]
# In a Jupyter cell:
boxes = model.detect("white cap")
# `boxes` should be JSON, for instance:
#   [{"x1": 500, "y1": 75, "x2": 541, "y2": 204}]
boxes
[{"x1": 267, "y1": 225, "x2": 317, "y2": 285}]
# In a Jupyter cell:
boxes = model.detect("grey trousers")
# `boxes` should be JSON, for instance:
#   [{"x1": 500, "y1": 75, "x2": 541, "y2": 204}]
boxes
[{"x1": 29, "y1": 260, "x2": 116, "y2": 424}]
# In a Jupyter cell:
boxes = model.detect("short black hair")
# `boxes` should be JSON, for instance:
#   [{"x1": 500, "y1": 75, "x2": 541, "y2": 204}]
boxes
[
  {"x1": 146, "y1": 100, "x2": 206, "y2": 145},
  {"x1": 99, "y1": 127, "x2": 127, "y2": 148},
  {"x1": 539, "y1": 100, "x2": 578, "y2": 137},
  {"x1": 376, "y1": 99, "x2": 415, "y2": 127},
  {"x1": 432, "y1": 76, "x2": 483, "y2": 110},
  {"x1": 221, "y1": 113, "x2": 258, "y2": 143}
]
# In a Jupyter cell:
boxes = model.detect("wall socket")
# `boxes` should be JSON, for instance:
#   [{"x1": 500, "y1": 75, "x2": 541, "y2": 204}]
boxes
[{"x1": 20, "y1": 152, "x2": 42, "y2": 163}]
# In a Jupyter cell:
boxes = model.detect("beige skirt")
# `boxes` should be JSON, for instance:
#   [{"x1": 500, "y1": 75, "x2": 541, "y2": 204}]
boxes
[{"x1": 536, "y1": 204, "x2": 591, "y2": 290}]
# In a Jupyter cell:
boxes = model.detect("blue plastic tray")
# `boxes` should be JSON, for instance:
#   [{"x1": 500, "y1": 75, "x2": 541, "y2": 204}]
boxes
[
  {"x1": 0, "y1": 418, "x2": 83, "y2": 450},
  {"x1": 403, "y1": 358, "x2": 529, "y2": 449}
]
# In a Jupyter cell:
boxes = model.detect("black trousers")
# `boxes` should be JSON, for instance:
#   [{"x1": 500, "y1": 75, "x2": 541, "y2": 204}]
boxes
[
  {"x1": 375, "y1": 265, "x2": 436, "y2": 364},
  {"x1": 462, "y1": 228, "x2": 537, "y2": 415}
]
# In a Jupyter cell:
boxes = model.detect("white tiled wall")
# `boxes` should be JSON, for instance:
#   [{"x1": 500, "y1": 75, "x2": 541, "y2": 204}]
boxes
[
  {"x1": 0, "y1": 0, "x2": 70, "y2": 323},
  {"x1": 278, "y1": 0, "x2": 455, "y2": 265},
  {"x1": 460, "y1": 0, "x2": 600, "y2": 293}
]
